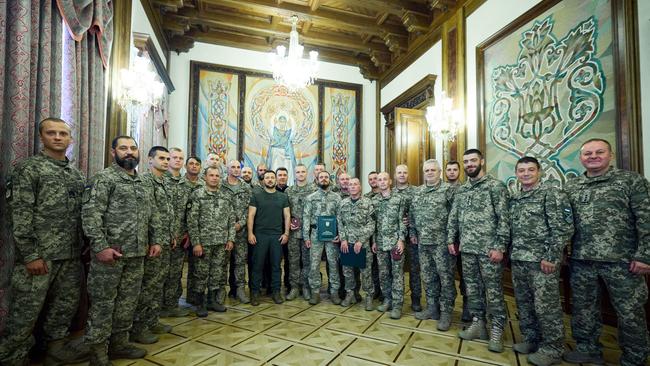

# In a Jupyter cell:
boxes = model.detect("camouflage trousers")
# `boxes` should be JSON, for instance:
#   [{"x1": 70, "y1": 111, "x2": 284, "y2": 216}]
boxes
[
  {"x1": 288, "y1": 232, "x2": 310, "y2": 289},
  {"x1": 132, "y1": 250, "x2": 170, "y2": 333},
  {"x1": 85, "y1": 256, "x2": 144, "y2": 345},
  {"x1": 406, "y1": 242, "x2": 422, "y2": 300},
  {"x1": 0, "y1": 259, "x2": 82, "y2": 363},
  {"x1": 570, "y1": 259, "x2": 650, "y2": 366},
  {"x1": 512, "y1": 260, "x2": 564, "y2": 357},
  {"x1": 162, "y1": 244, "x2": 186, "y2": 309},
  {"x1": 342, "y1": 242, "x2": 374, "y2": 295},
  {"x1": 233, "y1": 230, "x2": 249, "y2": 287},
  {"x1": 377, "y1": 249, "x2": 404, "y2": 306},
  {"x1": 193, "y1": 245, "x2": 229, "y2": 293},
  {"x1": 419, "y1": 245, "x2": 456, "y2": 314},
  {"x1": 308, "y1": 240, "x2": 340, "y2": 292},
  {"x1": 462, "y1": 252, "x2": 506, "y2": 324}
]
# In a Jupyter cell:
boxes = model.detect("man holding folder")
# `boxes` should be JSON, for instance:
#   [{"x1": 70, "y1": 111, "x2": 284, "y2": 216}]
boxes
[{"x1": 338, "y1": 178, "x2": 376, "y2": 309}]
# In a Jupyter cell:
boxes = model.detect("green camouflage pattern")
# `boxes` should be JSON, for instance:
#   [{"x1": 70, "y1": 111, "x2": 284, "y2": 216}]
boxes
[
  {"x1": 373, "y1": 191, "x2": 406, "y2": 251},
  {"x1": 565, "y1": 168, "x2": 650, "y2": 263},
  {"x1": 338, "y1": 196, "x2": 376, "y2": 293},
  {"x1": 186, "y1": 186, "x2": 236, "y2": 247},
  {"x1": 394, "y1": 185, "x2": 421, "y2": 299},
  {"x1": 221, "y1": 179, "x2": 253, "y2": 287},
  {"x1": 462, "y1": 253, "x2": 506, "y2": 323},
  {"x1": 509, "y1": 183, "x2": 574, "y2": 264},
  {"x1": 287, "y1": 183, "x2": 317, "y2": 288},
  {"x1": 8, "y1": 153, "x2": 85, "y2": 263}
]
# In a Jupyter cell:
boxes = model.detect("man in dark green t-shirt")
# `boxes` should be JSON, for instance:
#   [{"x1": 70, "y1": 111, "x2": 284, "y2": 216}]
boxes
[{"x1": 248, "y1": 170, "x2": 291, "y2": 305}]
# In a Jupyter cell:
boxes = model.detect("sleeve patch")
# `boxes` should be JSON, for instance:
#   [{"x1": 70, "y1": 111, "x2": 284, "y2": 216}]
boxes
[
  {"x1": 563, "y1": 207, "x2": 573, "y2": 224},
  {"x1": 82, "y1": 184, "x2": 93, "y2": 204}
]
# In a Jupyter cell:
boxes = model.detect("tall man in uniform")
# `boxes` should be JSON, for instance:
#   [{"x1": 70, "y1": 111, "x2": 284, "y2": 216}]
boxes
[
  {"x1": 563, "y1": 139, "x2": 650, "y2": 366},
  {"x1": 82, "y1": 136, "x2": 164, "y2": 364},
  {"x1": 0, "y1": 118, "x2": 88, "y2": 366},
  {"x1": 247, "y1": 170, "x2": 291, "y2": 306},
  {"x1": 303, "y1": 170, "x2": 342, "y2": 305},
  {"x1": 410, "y1": 159, "x2": 456, "y2": 331},
  {"x1": 241, "y1": 166, "x2": 254, "y2": 185},
  {"x1": 131, "y1": 146, "x2": 177, "y2": 344},
  {"x1": 365, "y1": 171, "x2": 382, "y2": 299},
  {"x1": 186, "y1": 166, "x2": 236, "y2": 316},
  {"x1": 286, "y1": 164, "x2": 317, "y2": 300},
  {"x1": 338, "y1": 178, "x2": 376, "y2": 309},
  {"x1": 222, "y1": 159, "x2": 253, "y2": 303},
  {"x1": 365, "y1": 171, "x2": 380, "y2": 199},
  {"x1": 447, "y1": 149, "x2": 510, "y2": 353},
  {"x1": 373, "y1": 172, "x2": 407, "y2": 319},
  {"x1": 509, "y1": 156, "x2": 573, "y2": 366},
  {"x1": 394, "y1": 165, "x2": 422, "y2": 312}
]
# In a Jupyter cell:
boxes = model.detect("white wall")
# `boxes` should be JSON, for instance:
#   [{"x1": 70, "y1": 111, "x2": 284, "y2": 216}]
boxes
[
  {"x1": 639, "y1": 0, "x2": 650, "y2": 177},
  {"x1": 131, "y1": 0, "x2": 166, "y2": 64},
  {"x1": 379, "y1": 42, "x2": 443, "y2": 169},
  {"x1": 167, "y1": 42, "x2": 377, "y2": 180}
]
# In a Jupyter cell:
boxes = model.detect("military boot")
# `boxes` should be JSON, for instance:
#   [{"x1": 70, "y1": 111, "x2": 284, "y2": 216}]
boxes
[
  {"x1": 251, "y1": 292, "x2": 260, "y2": 306},
  {"x1": 376, "y1": 299, "x2": 392, "y2": 312},
  {"x1": 286, "y1": 288, "x2": 299, "y2": 301},
  {"x1": 437, "y1": 312, "x2": 452, "y2": 331},
  {"x1": 44, "y1": 337, "x2": 90, "y2": 365},
  {"x1": 364, "y1": 296, "x2": 374, "y2": 311},
  {"x1": 208, "y1": 289, "x2": 227, "y2": 312},
  {"x1": 236, "y1": 287, "x2": 250, "y2": 303},
  {"x1": 109, "y1": 333, "x2": 147, "y2": 360},
  {"x1": 302, "y1": 286, "x2": 311, "y2": 301},
  {"x1": 513, "y1": 342, "x2": 538, "y2": 354},
  {"x1": 458, "y1": 317, "x2": 488, "y2": 340},
  {"x1": 562, "y1": 350, "x2": 604, "y2": 364},
  {"x1": 487, "y1": 319, "x2": 505, "y2": 353},
  {"x1": 160, "y1": 306, "x2": 190, "y2": 317},
  {"x1": 130, "y1": 328, "x2": 159, "y2": 344},
  {"x1": 195, "y1": 292, "x2": 208, "y2": 317},
  {"x1": 528, "y1": 350, "x2": 562, "y2": 366},
  {"x1": 309, "y1": 291, "x2": 320, "y2": 305},
  {"x1": 330, "y1": 291, "x2": 342, "y2": 305},
  {"x1": 389, "y1": 305, "x2": 402, "y2": 319},
  {"x1": 415, "y1": 303, "x2": 439, "y2": 320},
  {"x1": 150, "y1": 322, "x2": 172, "y2": 334},
  {"x1": 341, "y1": 291, "x2": 357, "y2": 307},
  {"x1": 88, "y1": 343, "x2": 112, "y2": 366},
  {"x1": 411, "y1": 296, "x2": 422, "y2": 312},
  {"x1": 272, "y1": 291, "x2": 284, "y2": 304}
]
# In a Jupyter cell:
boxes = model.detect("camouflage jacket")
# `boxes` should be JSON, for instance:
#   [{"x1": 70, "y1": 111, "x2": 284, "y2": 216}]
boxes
[
  {"x1": 186, "y1": 186, "x2": 236, "y2": 247},
  {"x1": 142, "y1": 172, "x2": 176, "y2": 245},
  {"x1": 173, "y1": 175, "x2": 203, "y2": 236},
  {"x1": 302, "y1": 188, "x2": 341, "y2": 241},
  {"x1": 286, "y1": 182, "x2": 317, "y2": 239},
  {"x1": 82, "y1": 164, "x2": 163, "y2": 257},
  {"x1": 363, "y1": 190, "x2": 379, "y2": 200},
  {"x1": 409, "y1": 181, "x2": 454, "y2": 246},
  {"x1": 374, "y1": 190, "x2": 406, "y2": 251},
  {"x1": 8, "y1": 153, "x2": 85, "y2": 263},
  {"x1": 394, "y1": 185, "x2": 416, "y2": 233},
  {"x1": 509, "y1": 183, "x2": 574, "y2": 263},
  {"x1": 565, "y1": 168, "x2": 650, "y2": 263},
  {"x1": 338, "y1": 196, "x2": 376, "y2": 244},
  {"x1": 221, "y1": 178, "x2": 253, "y2": 230},
  {"x1": 447, "y1": 175, "x2": 510, "y2": 255}
]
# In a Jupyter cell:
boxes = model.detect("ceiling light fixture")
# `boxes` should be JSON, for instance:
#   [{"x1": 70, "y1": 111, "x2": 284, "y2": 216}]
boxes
[{"x1": 269, "y1": 15, "x2": 319, "y2": 91}]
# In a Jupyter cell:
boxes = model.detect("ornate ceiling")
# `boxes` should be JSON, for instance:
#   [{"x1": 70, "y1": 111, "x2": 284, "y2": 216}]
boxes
[{"x1": 144, "y1": 0, "x2": 464, "y2": 80}]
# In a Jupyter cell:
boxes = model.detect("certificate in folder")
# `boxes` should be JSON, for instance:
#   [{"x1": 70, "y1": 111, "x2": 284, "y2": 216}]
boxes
[
  {"x1": 340, "y1": 248, "x2": 367, "y2": 269},
  {"x1": 317, "y1": 216, "x2": 337, "y2": 241}
]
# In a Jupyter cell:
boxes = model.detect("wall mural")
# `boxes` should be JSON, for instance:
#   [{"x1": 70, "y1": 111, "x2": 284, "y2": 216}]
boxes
[
  {"x1": 478, "y1": 0, "x2": 621, "y2": 189},
  {"x1": 189, "y1": 62, "x2": 362, "y2": 182}
]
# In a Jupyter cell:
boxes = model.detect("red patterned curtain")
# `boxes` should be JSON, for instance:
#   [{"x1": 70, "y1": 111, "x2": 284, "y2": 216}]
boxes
[{"x1": 0, "y1": 0, "x2": 113, "y2": 330}]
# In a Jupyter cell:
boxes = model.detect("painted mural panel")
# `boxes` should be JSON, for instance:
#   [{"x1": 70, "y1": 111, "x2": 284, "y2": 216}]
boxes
[{"x1": 322, "y1": 87, "x2": 358, "y2": 177}]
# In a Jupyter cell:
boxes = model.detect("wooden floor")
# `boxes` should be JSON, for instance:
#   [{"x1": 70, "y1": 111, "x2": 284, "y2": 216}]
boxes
[{"x1": 63, "y1": 265, "x2": 638, "y2": 366}]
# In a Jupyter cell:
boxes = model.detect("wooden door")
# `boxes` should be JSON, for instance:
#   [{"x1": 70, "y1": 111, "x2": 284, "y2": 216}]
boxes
[{"x1": 392, "y1": 108, "x2": 434, "y2": 185}]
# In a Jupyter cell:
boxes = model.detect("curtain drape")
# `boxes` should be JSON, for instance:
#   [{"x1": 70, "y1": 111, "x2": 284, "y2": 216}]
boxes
[{"x1": 0, "y1": 0, "x2": 113, "y2": 330}]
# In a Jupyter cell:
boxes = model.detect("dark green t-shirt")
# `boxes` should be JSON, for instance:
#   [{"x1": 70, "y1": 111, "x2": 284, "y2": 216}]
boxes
[{"x1": 250, "y1": 189, "x2": 289, "y2": 235}]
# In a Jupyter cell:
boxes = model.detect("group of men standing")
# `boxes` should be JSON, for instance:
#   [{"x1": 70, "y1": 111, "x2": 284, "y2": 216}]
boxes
[{"x1": 0, "y1": 116, "x2": 649, "y2": 366}]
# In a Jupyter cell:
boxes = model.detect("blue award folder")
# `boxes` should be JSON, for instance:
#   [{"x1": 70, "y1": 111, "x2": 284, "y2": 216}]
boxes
[
  {"x1": 340, "y1": 248, "x2": 367, "y2": 269},
  {"x1": 317, "y1": 216, "x2": 337, "y2": 241}
]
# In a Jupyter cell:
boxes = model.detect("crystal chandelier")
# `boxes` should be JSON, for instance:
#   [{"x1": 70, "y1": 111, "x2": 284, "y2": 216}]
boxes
[
  {"x1": 269, "y1": 15, "x2": 319, "y2": 91},
  {"x1": 425, "y1": 91, "x2": 463, "y2": 142},
  {"x1": 118, "y1": 55, "x2": 165, "y2": 136}
]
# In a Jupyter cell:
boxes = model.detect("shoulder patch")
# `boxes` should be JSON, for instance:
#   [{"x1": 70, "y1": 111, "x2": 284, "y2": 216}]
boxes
[
  {"x1": 563, "y1": 207, "x2": 573, "y2": 224},
  {"x1": 82, "y1": 184, "x2": 94, "y2": 204},
  {"x1": 5, "y1": 177, "x2": 12, "y2": 200}
]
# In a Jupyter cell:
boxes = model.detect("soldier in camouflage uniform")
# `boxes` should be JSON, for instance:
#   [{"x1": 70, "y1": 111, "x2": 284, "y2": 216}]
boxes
[
  {"x1": 221, "y1": 160, "x2": 253, "y2": 304},
  {"x1": 410, "y1": 159, "x2": 456, "y2": 331},
  {"x1": 563, "y1": 139, "x2": 650, "y2": 366},
  {"x1": 372, "y1": 172, "x2": 407, "y2": 319},
  {"x1": 186, "y1": 166, "x2": 236, "y2": 316},
  {"x1": 447, "y1": 149, "x2": 510, "y2": 353},
  {"x1": 338, "y1": 178, "x2": 376, "y2": 309},
  {"x1": 365, "y1": 171, "x2": 382, "y2": 299},
  {"x1": 131, "y1": 147, "x2": 177, "y2": 344},
  {"x1": 394, "y1": 165, "x2": 423, "y2": 312},
  {"x1": 0, "y1": 118, "x2": 88, "y2": 366},
  {"x1": 82, "y1": 136, "x2": 165, "y2": 365},
  {"x1": 161, "y1": 154, "x2": 200, "y2": 316},
  {"x1": 509, "y1": 156, "x2": 574, "y2": 366},
  {"x1": 303, "y1": 170, "x2": 342, "y2": 305},
  {"x1": 286, "y1": 164, "x2": 317, "y2": 300}
]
